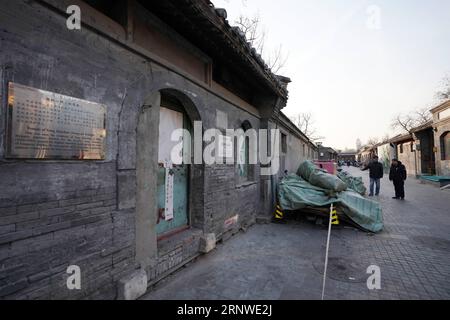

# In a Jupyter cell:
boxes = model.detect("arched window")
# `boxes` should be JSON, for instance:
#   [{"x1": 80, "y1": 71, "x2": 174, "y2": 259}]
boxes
[{"x1": 440, "y1": 131, "x2": 450, "y2": 160}]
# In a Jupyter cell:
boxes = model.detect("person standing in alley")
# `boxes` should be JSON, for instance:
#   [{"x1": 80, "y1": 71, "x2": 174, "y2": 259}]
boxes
[
  {"x1": 389, "y1": 159, "x2": 407, "y2": 199},
  {"x1": 362, "y1": 155, "x2": 384, "y2": 196}
]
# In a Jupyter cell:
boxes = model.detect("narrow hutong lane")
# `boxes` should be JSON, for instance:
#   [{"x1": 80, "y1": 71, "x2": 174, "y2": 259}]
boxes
[{"x1": 143, "y1": 167, "x2": 450, "y2": 300}]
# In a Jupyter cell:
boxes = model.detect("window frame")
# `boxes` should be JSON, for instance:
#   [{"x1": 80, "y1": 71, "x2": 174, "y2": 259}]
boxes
[{"x1": 236, "y1": 121, "x2": 255, "y2": 184}]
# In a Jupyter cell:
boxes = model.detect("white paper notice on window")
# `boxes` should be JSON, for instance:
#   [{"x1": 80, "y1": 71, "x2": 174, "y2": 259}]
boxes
[{"x1": 164, "y1": 164, "x2": 174, "y2": 221}]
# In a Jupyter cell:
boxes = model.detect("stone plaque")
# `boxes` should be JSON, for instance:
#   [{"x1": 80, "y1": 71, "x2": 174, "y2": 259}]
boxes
[{"x1": 5, "y1": 82, "x2": 106, "y2": 160}]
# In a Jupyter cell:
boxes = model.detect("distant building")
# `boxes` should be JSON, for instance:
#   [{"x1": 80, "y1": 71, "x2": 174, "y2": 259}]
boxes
[
  {"x1": 338, "y1": 152, "x2": 357, "y2": 162},
  {"x1": 357, "y1": 100, "x2": 449, "y2": 181},
  {"x1": 378, "y1": 121, "x2": 435, "y2": 177},
  {"x1": 430, "y1": 100, "x2": 450, "y2": 176},
  {"x1": 376, "y1": 142, "x2": 396, "y2": 172},
  {"x1": 390, "y1": 133, "x2": 416, "y2": 176},
  {"x1": 278, "y1": 113, "x2": 318, "y2": 174},
  {"x1": 412, "y1": 121, "x2": 436, "y2": 176},
  {"x1": 317, "y1": 146, "x2": 338, "y2": 161},
  {"x1": 357, "y1": 145, "x2": 377, "y2": 165}
]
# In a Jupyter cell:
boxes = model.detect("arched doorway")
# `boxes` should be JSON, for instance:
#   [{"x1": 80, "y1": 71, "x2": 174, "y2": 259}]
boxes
[
  {"x1": 156, "y1": 92, "x2": 192, "y2": 237},
  {"x1": 135, "y1": 88, "x2": 203, "y2": 266},
  {"x1": 440, "y1": 131, "x2": 450, "y2": 161}
]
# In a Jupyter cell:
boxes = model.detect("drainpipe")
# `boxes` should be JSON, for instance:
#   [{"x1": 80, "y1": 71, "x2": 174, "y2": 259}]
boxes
[{"x1": 271, "y1": 107, "x2": 283, "y2": 213}]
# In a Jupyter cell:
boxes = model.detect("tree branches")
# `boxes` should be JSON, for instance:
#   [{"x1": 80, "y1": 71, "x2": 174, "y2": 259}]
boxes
[
  {"x1": 267, "y1": 45, "x2": 289, "y2": 74},
  {"x1": 366, "y1": 137, "x2": 379, "y2": 147},
  {"x1": 436, "y1": 76, "x2": 450, "y2": 101},
  {"x1": 234, "y1": 14, "x2": 266, "y2": 55},
  {"x1": 234, "y1": 14, "x2": 288, "y2": 74},
  {"x1": 290, "y1": 112, "x2": 324, "y2": 142},
  {"x1": 391, "y1": 107, "x2": 432, "y2": 134}
]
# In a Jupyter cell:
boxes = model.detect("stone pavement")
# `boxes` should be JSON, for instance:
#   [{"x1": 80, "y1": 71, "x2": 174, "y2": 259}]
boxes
[{"x1": 143, "y1": 167, "x2": 450, "y2": 300}]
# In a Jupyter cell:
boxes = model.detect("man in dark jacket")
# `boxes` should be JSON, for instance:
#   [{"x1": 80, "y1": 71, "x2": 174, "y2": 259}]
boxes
[
  {"x1": 389, "y1": 159, "x2": 407, "y2": 199},
  {"x1": 362, "y1": 156, "x2": 384, "y2": 196}
]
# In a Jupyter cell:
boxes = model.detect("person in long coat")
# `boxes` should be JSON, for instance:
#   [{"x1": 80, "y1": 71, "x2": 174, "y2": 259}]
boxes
[{"x1": 389, "y1": 159, "x2": 407, "y2": 199}]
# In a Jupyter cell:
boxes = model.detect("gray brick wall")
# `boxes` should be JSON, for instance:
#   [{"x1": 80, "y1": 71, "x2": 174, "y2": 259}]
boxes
[
  {"x1": 142, "y1": 228, "x2": 202, "y2": 285},
  {"x1": 0, "y1": 0, "x2": 264, "y2": 299},
  {"x1": 204, "y1": 164, "x2": 259, "y2": 239},
  {"x1": 0, "y1": 165, "x2": 140, "y2": 299}
]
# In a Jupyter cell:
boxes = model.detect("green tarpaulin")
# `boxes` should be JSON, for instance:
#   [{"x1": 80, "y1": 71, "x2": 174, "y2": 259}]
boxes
[
  {"x1": 337, "y1": 171, "x2": 367, "y2": 196},
  {"x1": 279, "y1": 161, "x2": 383, "y2": 233}
]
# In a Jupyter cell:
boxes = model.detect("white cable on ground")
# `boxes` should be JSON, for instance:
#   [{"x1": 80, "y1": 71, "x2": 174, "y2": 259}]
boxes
[{"x1": 321, "y1": 203, "x2": 333, "y2": 300}]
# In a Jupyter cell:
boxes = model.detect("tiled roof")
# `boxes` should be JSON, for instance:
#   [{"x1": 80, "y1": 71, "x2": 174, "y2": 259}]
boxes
[{"x1": 147, "y1": 0, "x2": 289, "y2": 100}]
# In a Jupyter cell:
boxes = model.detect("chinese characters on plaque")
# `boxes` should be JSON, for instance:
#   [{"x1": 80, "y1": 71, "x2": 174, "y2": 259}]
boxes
[{"x1": 6, "y1": 82, "x2": 106, "y2": 160}]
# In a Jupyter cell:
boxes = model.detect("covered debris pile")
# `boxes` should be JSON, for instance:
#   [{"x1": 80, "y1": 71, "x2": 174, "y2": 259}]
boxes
[
  {"x1": 336, "y1": 171, "x2": 367, "y2": 196},
  {"x1": 279, "y1": 161, "x2": 383, "y2": 233}
]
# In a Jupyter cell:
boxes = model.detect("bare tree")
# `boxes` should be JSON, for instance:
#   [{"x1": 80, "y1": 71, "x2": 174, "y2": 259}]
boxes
[
  {"x1": 391, "y1": 114, "x2": 415, "y2": 134},
  {"x1": 266, "y1": 45, "x2": 289, "y2": 74},
  {"x1": 415, "y1": 107, "x2": 432, "y2": 123},
  {"x1": 381, "y1": 134, "x2": 391, "y2": 143},
  {"x1": 366, "y1": 137, "x2": 379, "y2": 147},
  {"x1": 234, "y1": 14, "x2": 288, "y2": 73},
  {"x1": 290, "y1": 112, "x2": 324, "y2": 142},
  {"x1": 391, "y1": 107, "x2": 431, "y2": 134},
  {"x1": 436, "y1": 76, "x2": 450, "y2": 101},
  {"x1": 234, "y1": 14, "x2": 266, "y2": 55}
]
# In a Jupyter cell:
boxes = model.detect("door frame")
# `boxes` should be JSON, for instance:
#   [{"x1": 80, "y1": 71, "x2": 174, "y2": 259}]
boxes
[{"x1": 156, "y1": 96, "x2": 192, "y2": 239}]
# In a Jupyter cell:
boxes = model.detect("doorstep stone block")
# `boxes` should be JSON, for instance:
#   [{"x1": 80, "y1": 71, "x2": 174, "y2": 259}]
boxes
[
  {"x1": 199, "y1": 233, "x2": 216, "y2": 253},
  {"x1": 117, "y1": 269, "x2": 147, "y2": 300}
]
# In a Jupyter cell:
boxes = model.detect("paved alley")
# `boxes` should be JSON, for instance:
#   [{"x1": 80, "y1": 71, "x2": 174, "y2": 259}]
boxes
[{"x1": 143, "y1": 167, "x2": 450, "y2": 300}]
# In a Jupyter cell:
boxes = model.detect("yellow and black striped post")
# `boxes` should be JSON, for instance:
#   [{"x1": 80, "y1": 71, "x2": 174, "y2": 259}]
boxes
[
  {"x1": 331, "y1": 208, "x2": 339, "y2": 225},
  {"x1": 274, "y1": 204, "x2": 284, "y2": 220}
]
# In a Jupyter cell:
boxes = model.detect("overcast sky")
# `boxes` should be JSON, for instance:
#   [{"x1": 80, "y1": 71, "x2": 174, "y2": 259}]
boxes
[{"x1": 213, "y1": 0, "x2": 450, "y2": 150}]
